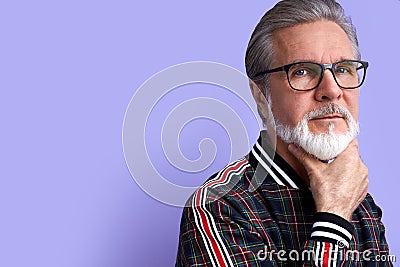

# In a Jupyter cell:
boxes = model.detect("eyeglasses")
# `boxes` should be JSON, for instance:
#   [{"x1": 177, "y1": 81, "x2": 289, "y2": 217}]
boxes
[{"x1": 252, "y1": 60, "x2": 369, "y2": 91}]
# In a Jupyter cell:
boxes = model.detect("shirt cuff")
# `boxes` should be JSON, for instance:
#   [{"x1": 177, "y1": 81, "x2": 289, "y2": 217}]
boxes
[{"x1": 310, "y1": 212, "x2": 354, "y2": 248}]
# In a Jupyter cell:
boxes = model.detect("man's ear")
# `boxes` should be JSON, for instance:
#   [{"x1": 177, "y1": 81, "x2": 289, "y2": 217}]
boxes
[{"x1": 249, "y1": 79, "x2": 269, "y2": 120}]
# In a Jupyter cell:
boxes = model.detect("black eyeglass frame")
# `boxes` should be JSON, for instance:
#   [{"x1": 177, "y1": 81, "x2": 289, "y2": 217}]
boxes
[{"x1": 252, "y1": 60, "x2": 369, "y2": 91}]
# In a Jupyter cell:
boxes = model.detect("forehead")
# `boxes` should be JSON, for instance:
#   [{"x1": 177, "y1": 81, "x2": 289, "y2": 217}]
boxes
[{"x1": 271, "y1": 20, "x2": 355, "y2": 65}]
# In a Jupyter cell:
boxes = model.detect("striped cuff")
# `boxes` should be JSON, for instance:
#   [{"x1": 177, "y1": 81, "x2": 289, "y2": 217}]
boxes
[{"x1": 310, "y1": 212, "x2": 354, "y2": 248}]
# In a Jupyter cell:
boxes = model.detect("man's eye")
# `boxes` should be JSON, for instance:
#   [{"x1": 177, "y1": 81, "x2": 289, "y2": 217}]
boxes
[
  {"x1": 294, "y1": 69, "x2": 307, "y2": 76},
  {"x1": 336, "y1": 67, "x2": 348, "y2": 74}
]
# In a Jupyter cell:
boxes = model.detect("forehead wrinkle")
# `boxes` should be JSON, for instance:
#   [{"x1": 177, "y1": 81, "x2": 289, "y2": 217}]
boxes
[{"x1": 271, "y1": 21, "x2": 354, "y2": 67}]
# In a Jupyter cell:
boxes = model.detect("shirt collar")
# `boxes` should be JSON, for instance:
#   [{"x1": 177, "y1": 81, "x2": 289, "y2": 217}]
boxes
[{"x1": 247, "y1": 131, "x2": 307, "y2": 190}]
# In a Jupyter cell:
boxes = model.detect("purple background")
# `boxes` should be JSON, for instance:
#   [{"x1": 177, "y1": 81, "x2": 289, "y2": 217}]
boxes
[{"x1": 1, "y1": 1, "x2": 399, "y2": 266}]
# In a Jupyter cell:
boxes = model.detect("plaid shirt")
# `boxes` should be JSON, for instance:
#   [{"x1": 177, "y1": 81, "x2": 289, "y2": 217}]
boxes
[{"x1": 176, "y1": 131, "x2": 392, "y2": 266}]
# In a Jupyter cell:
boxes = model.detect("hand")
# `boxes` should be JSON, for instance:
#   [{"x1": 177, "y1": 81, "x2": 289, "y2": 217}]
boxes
[{"x1": 288, "y1": 139, "x2": 368, "y2": 221}]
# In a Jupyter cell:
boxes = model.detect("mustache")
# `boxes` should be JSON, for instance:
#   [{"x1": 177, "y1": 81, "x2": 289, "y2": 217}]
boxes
[{"x1": 304, "y1": 103, "x2": 353, "y2": 121}]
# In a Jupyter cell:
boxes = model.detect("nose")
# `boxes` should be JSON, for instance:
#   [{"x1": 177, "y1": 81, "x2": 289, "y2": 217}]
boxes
[{"x1": 314, "y1": 69, "x2": 343, "y2": 102}]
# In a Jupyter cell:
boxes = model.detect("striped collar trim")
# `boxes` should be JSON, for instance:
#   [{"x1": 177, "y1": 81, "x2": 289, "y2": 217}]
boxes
[{"x1": 248, "y1": 132, "x2": 306, "y2": 190}]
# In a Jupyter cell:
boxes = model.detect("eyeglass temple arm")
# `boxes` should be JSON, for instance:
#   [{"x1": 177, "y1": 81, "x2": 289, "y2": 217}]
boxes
[{"x1": 252, "y1": 66, "x2": 285, "y2": 80}]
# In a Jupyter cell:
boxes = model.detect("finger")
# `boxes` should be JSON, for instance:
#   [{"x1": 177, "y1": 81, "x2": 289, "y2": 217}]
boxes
[{"x1": 288, "y1": 144, "x2": 321, "y2": 170}]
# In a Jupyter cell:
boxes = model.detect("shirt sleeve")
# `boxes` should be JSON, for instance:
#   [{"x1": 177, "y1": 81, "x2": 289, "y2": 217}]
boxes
[
  {"x1": 176, "y1": 190, "x2": 278, "y2": 267},
  {"x1": 303, "y1": 209, "x2": 394, "y2": 267},
  {"x1": 302, "y1": 212, "x2": 355, "y2": 267}
]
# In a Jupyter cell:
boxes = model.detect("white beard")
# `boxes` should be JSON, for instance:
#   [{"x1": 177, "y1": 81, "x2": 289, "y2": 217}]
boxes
[{"x1": 267, "y1": 101, "x2": 359, "y2": 161}]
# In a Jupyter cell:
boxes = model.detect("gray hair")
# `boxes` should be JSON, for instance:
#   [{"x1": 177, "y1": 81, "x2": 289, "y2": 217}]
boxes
[{"x1": 245, "y1": 0, "x2": 360, "y2": 88}]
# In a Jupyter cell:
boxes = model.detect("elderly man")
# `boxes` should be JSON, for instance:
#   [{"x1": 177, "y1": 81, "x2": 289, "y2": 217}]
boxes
[{"x1": 176, "y1": 0, "x2": 391, "y2": 266}]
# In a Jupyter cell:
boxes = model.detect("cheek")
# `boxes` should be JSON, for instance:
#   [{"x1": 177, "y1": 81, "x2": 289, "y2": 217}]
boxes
[
  {"x1": 351, "y1": 107, "x2": 359, "y2": 121},
  {"x1": 271, "y1": 99, "x2": 307, "y2": 126},
  {"x1": 344, "y1": 92, "x2": 359, "y2": 120},
  {"x1": 269, "y1": 79, "x2": 312, "y2": 126}
]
